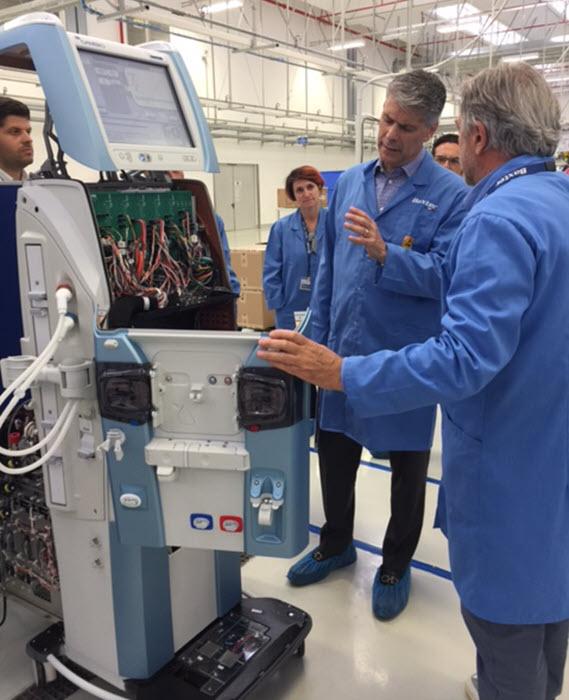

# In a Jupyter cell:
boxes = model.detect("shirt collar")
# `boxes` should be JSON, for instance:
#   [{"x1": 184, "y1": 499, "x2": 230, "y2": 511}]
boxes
[
  {"x1": 374, "y1": 149, "x2": 426, "y2": 179},
  {"x1": 0, "y1": 168, "x2": 27, "y2": 182},
  {"x1": 463, "y1": 154, "x2": 549, "y2": 211}
]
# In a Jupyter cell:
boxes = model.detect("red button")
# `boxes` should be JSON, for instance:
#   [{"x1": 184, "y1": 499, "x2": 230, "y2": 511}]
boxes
[{"x1": 220, "y1": 516, "x2": 243, "y2": 533}]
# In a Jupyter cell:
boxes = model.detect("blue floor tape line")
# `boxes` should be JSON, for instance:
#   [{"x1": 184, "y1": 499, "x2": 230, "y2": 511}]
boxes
[
  {"x1": 307, "y1": 523, "x2": 452, "y2": 582},
  {"x1": 309, "y1": 447, "x2": 442, "y2": 486}
]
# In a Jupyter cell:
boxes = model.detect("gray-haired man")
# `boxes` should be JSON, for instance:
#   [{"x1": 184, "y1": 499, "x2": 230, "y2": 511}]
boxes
[
  {"x1": 285, "y1": 69, "x2": 468, "y2": 621},
  {"x1": 260, "y1": 62, "x2": 569, "y2": 700}
]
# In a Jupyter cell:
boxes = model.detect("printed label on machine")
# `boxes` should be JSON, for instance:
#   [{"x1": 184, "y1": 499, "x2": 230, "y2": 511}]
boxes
[
  {"x1": 219, "y1": 516, "x2": 243, "y2": 533},
  {"x1": 190, "y1": 513, "x2": 214, "y2": 530}
]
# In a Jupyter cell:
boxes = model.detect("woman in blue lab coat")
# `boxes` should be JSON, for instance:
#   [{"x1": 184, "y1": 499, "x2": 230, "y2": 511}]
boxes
[{"x1": 263, "y1": 166, "x2": 326, "y2": 329}]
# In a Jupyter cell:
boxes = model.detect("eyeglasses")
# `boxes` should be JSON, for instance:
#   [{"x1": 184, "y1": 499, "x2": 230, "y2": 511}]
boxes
[{"x1": 435, "y1": 156, "x2": 461, "y2": 166}]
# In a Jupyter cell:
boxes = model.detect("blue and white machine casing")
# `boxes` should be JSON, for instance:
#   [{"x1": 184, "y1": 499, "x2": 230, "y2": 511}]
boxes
[{"x1": 0, "y1": 13, "x2": 311, "y2": 688}]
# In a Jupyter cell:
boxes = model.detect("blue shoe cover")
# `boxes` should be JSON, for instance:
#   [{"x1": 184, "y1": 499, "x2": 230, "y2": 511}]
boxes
[
  {"x1": 287, "y1": 544, "x2": 357, "y2": 587},
  {"x1": 372, "y1": 566, "x2": 411, "y2": 620}
]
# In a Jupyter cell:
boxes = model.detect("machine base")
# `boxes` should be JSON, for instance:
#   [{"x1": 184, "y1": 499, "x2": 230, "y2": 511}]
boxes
[
  {"x1": 26, "y1": 598, "x2": 311, "y2": 700},
  {"x1": 128, "y1": 597, "x2": 311, "y2": 699}
]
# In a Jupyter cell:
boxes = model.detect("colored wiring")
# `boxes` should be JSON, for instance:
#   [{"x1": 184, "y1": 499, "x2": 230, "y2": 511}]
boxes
[{"x1": 99, "y1": 210, "x2": 215, "y2": 307}]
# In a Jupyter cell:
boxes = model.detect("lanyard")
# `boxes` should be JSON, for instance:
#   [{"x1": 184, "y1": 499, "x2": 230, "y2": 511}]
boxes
[
  {"x1": 300, "y1": 215, "x2": 317, "y2": 275},
  {"x1": 486, "y1": 160, "x2": 556, "y2": 196}
]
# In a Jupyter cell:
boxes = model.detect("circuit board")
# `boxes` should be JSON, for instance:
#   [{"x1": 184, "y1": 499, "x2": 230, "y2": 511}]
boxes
[{"x1": 90, "y1": 189, "x2": 227, "y2": 314}]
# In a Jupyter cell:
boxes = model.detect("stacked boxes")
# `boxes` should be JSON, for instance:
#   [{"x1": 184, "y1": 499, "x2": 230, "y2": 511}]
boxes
[{"x1": 230, "y1": 245, "x2": 275, "y2": 329}]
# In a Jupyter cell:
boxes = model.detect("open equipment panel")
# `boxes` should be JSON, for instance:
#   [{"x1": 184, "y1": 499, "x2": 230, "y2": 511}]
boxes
[{"x1": 0, "y1": 13, "x2": 312, "y2": 700}]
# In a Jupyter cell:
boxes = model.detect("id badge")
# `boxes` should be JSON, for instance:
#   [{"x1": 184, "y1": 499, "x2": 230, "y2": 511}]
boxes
[
  {"x1": 294, "y1": 310, "x2": 308, "y2": 329},
  {"x1": 299, "y1": 276, "x2": 312, "y2": 292}
]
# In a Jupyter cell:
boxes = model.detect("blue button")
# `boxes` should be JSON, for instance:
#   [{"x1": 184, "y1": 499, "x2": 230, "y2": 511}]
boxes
[{"x1": 190, "y1": 513, "x2": 213, "y2": 530}]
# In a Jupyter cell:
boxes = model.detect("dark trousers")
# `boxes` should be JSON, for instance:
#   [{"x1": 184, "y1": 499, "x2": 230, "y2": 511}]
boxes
[
  {"x1": 462, "y1": 606, "x2": 569, "y2": 700},
  {"x1": 317, "y1": 429, "x2": 430, "y2": 577}
]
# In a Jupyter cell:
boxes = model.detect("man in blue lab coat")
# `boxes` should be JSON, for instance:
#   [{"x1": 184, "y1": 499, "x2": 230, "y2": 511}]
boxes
[
  {"x1": 285, "y1": 69, "x2": 468, "y2": 621},
  {"x1": 258, "y1": 62, "x2": 569, "y2": 700}
]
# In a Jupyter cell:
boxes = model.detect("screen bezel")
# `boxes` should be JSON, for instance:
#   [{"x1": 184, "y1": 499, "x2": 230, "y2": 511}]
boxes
[
  {"x1": 69, "y1": 34, "x2": 205, "y2": 171},
  {"x1": 77, "y1": 47, "x2": 195, "y2": 150}
]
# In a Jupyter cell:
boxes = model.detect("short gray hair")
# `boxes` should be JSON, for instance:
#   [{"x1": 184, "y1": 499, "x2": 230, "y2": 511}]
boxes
[
  {"x1": 460, "y1": 63, "x2": 560, "y2": 157},
  {"x1": 386, "y1": 70, "x2": 447, "y2": 126}
]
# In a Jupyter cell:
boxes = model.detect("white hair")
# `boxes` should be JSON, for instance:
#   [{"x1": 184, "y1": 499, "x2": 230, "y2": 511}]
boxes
[{"x1": 460, "y1": 63, "x2": 560, "y2": 157}]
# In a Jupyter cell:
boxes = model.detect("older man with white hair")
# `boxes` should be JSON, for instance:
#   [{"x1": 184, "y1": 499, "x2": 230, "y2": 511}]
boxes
[{"x1": 258, "y1": 62, "x2": 569, "y2": 700}]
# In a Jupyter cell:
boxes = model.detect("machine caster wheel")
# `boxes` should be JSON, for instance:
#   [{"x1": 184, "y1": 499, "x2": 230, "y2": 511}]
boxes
[
  {"x1": 33, "y1": 660, "x2": 47, "y2": 688},
  {"x1": 32, "y1": 659, "x2": 57, "y2": 687},
  {"x1": 295, "y1": 641, "x2": 305, "y2": 658}
]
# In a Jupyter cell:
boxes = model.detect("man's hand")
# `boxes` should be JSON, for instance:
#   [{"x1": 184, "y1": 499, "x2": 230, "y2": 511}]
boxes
[
  {"x1": 345, "y1": 206, "x2": 387, "y2": 264},
  {"x1": 257, "y1": 330, "x2": 344, "y2": 391}
]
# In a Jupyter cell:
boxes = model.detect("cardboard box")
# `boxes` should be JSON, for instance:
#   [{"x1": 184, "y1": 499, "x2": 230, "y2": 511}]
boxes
[
  {"x1": 237, "y1": 289, "x2": 275, "y2": 330},
  {"x1": 230, "y1": 246, "x2": 266, "y2": 290},
  {"x1": 277, "y1": 188, "x2": 296, "y2": 208},
  {"x1": 277, "y1": 188, "x2": 328, "y2": 209}
]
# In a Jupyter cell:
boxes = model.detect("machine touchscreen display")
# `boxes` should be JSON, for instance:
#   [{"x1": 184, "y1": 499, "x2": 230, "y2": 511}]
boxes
[{"x1": 78, "y1": 49, "x2": 195, "y2": 148}]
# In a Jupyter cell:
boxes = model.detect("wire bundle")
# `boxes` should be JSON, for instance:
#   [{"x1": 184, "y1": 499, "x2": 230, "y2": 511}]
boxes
[{"x1": 100, "y1": 213, "x2": 215, "y2": 307}]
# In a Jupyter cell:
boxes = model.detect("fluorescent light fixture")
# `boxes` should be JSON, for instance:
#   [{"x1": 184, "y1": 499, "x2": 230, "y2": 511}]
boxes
[
  {"x1": 329, "y1": 40, "x2": 365, "y2": 51},
  {"x1": 548, "y1": 1, "x2": 569, "y2": 19},
  {"x1": 434, "y1": 2, "x2": 524, "y2": 45},
  {"x1": 434, "y1": 3, "x2": 480, "y2": 20},
  {"x1": 200, "y1": 0, "x2": 242, "y2": 14},
  {"x1": 437, "y1": 21, "x2": 524, "y2": 44},
  {"x1": 449, "y1": 46, "x2": 488, "y2": 57},
  {"x1": 501, "y1": 52, "x2": 540, "y2": 62},
  {"x1": 535, "y1": 62, "x2": 569, "y2": 71},
  {"x1": 551, "y1": 34, "x2": 569, "y2": 42},
  {"x1": 383, "y1": 29, "x2": 422, "y2": 41},
  {"x1": 437, "y1": 20, "x2": 482, "y2": 34}
]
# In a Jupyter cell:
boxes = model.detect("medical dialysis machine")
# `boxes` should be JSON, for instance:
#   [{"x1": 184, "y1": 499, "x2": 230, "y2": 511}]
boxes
[{"x1": 0, "y1": 13, "x2": 312, "y2": 699}]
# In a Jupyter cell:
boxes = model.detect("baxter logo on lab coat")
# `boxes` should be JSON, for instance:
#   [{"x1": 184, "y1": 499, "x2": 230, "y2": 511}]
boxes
[{"x1": 411, "y1": 197, "x2": 438, "y2": 211}]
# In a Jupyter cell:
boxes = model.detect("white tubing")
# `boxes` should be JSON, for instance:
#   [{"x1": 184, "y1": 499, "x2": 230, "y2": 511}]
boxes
[
  {"x1": 15, "y1": 315, "x2": 75, "y2": 396},
  {"x1": 46, "y1": 655, "x2": 128, "y2": 700},
  {"x1": 0, "y1": 401, "x2": 79, "y2": 475},
  {"x1": 0, "y1": 314, "x2": 72, "y2": 408},
  {"x1": 0, "y1": 315, "x2": 65, "y2": 406},
  {"x1": 0, "y1": 315, "x2": 75, "y2": 438},
  {"x1": 0, "y1": 400, "x2": 74, "y2": 457}
]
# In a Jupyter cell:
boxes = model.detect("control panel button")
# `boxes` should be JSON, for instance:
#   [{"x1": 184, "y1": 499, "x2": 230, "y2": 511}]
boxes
[
  {"x1": 119, "y1": 493, "x2": 142, "y2": 509},
  {"x1": 190, "y1": 513, "x2": 214, "y2": 530},
  {"x1": 220, "y1": 516, "x2": 243, "y2": 533}
]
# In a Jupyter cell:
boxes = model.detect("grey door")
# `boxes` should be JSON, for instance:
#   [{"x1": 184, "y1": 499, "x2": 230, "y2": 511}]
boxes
[{"x1": 214, "y1": 164, "x2": 260, "y2": 231}]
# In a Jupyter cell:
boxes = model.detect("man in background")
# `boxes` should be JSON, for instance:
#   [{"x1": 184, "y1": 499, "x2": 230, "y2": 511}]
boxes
[
  {"x1": 432, "y1": 133, "x2": 462, "y2": 176},
  {"x1": 0, "y1": 97, "x2": 33, "y2": 181}
]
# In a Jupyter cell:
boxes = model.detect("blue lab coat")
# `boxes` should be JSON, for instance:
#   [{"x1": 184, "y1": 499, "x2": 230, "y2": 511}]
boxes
[
  {"x1": 342, "y1": 155, "x2": 569, "y2": 624},
  {"x1": 312, "y1": 154, "x2": 468, "y2": 451},
  {"x1": 263, "y1": 208, "x2": 326, "y2": 329},
  {"x1": 215, "y1": 214, "x2": 241, "y2": 296}
]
